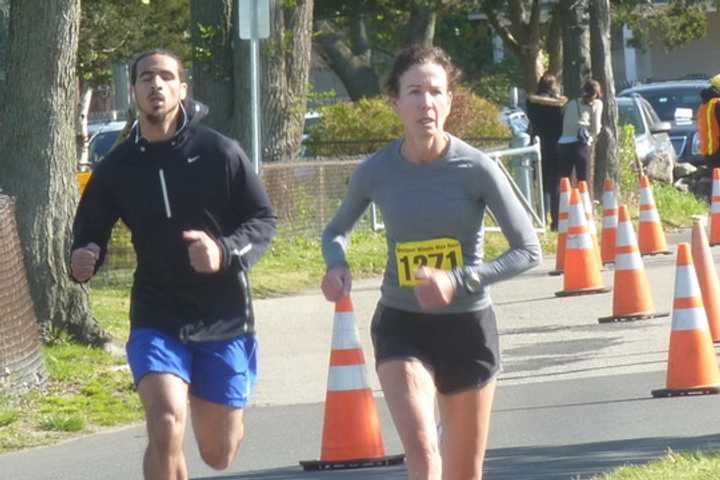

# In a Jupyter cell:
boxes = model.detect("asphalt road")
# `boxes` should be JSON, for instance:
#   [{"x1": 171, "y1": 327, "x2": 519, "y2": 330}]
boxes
[{"x1": 3, "y1": 228, "x2": 720, "y2": 479}]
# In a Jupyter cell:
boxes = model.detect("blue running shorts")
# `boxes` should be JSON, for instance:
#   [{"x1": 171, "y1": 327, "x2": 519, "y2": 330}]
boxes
[{"x1": 126, "y1": 327, "x2": 258, "y2": 408}]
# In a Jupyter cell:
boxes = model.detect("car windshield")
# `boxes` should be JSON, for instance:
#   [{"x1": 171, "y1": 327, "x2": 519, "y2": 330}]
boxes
[
  {"x1": 618, "y1": 102, "x2": 646, "y2": 135},
  {"x1": 90, "y1": 130, "x2": 121, "y2": 163},
  {"x1": 636, "y1": 89, "x2": 702, "y2": 121}
]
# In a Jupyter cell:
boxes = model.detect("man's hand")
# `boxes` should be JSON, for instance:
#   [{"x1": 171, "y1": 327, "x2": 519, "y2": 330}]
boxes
[
  {"x1": 70, "y1": 242, "x2": 101, "y2": 282},
  {"x1": 321, "y1": 266, "x2": 352, "y2": 302},
  {"x1": 414, "y1": 266, "x2": 456, "y2": 310},
  {"x1": 182, "y1": 230, "x2": 222, "y2": 273}
]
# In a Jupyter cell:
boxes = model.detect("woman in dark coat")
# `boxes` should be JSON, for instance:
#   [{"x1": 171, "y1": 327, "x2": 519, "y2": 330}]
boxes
[{"x1": 526, "y1": 73, "x2": 566, "y2": 231}]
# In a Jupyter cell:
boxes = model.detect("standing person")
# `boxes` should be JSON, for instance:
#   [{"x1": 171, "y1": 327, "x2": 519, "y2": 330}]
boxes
[
  {"x1": 320, "y1": 46, "x2": 541, "y2": 480},
  {"x1": 526, "y1": 73, "x2": 567, "y2": 231},
  {"x1": 70, "y1": 49, "x2": 277, "y2": 480},
  {"x1": 697, "y1": 74, "x2": 720, "y2": 177},
  {"x1": 557, "y1": 79, "x2": 603, "y2": 190}
]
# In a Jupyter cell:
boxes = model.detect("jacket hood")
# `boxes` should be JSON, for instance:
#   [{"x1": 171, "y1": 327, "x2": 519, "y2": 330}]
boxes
[
  {"x1": 701, "y1": 86, "x2": 720, "y2": 102},
  {"x1": 183, "y1": 97, "x2": 209, "y2": 127},
  {"x1": 527, "y1": 93, "x2": 567, "y2": 107}
]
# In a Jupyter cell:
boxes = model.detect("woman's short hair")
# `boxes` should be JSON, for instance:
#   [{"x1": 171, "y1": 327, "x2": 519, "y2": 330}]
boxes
[
  {"x1": 130, "y1": 49, "x2": 186, "y2": 85},
  {"x1": 582, "y1": 79, "x2": 603, "y2": 104},
  {"x1": 384, "y1": 45, "x2": 461, "y2": 97}
]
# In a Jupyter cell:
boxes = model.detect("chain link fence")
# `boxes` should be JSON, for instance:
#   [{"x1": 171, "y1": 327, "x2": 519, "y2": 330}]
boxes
[
  {"x1": 97, "y1": 137, "x2": 512, "y2": 280},
  {"x1": 0, "y1": 194, "x2": 47, "y2": 395}
]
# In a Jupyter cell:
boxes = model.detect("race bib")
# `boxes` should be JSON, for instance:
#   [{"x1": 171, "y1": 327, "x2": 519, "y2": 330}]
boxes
[{"x1": 395, "y1": 237, "x2": 464, "y2": 287}]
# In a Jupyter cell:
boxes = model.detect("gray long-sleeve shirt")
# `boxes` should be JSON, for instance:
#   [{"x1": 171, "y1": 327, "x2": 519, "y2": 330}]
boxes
[{"x1": 322, "y1": 135, "x2": 541, "y2": 313}]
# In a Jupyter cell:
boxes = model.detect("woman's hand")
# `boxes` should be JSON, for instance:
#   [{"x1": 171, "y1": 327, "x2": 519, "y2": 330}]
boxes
[
  {"x1": 414, "y1": 266, "x2": 456, "y2": 310},
  {"x1": 321, "y1": 266, "x2": 353, "y2": 302}
]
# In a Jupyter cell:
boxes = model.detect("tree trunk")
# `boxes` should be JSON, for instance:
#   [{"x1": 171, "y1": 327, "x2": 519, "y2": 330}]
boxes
[
  {"x1": 590, "y1": 0, "x2": 619, "y2": 197},
  {"x1": 190, "y1": 0, "x2": 235, "y2": 136},
  {"x1": 546, "y1": 6, "x2": 563, "y2": 79},
  {"x1": 258, "y1": 0, "x2": 314, "y2": 162},
  {"x1": 407, "y1": 3, "x2": 436, "y2": 47},
  {"x1": 0, "y1": 0, "x2": 108, "y2": 345},
  {"x1": 191, "y1": 0, "x2": 314, "y2": 162},
  {"x1": 560, "y1": 0, "x2": 591, "y2": 100},
  {"x1": 519, "y1": 45, "x2": 543, "y2": 93},
  {"x1": 76, "y1": 86, "x2": 92, "y2": 168},
  {"x1": 314, "y1": 15, "x2": 380, "y2": 100},
  {"x1": 484, "y1": 0, "x2": 543, "y2": 93}
]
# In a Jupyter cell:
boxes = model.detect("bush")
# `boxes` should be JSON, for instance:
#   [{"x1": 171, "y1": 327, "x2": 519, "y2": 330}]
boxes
[
  {"x1": 467, "y1": 58, "x2": 522, "y2": 106},
  {"x1": 306, "y1": 87, "x2": 510, "y2": 157}
]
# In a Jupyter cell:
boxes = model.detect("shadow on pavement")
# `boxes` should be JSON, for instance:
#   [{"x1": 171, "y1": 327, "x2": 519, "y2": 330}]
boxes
[{"x1": 193, "y1": 434, "x2": 720, "y2": 480}]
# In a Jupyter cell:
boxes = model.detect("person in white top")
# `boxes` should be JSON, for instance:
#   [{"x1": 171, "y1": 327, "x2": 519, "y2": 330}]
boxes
[{"x1": 557, "y1": 79, "x2": 603, "y2": 193}]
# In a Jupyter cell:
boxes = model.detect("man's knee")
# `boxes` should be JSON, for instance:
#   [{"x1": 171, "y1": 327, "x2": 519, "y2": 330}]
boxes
[
  {"x1": 198, "y1": 430, "x2": 244, "y2": 471},
  {"x1": 147, "y1": 411, "x2": 185, "y2": 454}
]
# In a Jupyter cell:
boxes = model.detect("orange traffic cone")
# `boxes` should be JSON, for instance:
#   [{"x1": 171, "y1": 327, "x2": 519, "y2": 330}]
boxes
[
  {"x1": 709, "y1": 168, "x2": 720, "y2": 246},
  {"x1": 651, "y1": 243, "x2": 720, "y2": 397},
  {"x1": 578, "y1": 181, "x2": 602, "y2": 263},
  {"x1": 300, "y1": 296, "x2": 404, "y2": 470},
  {"x1": 555, "y1": 188, "x2": 610, "y2": 297},
  {"x1": 638, "y1": 175, "x2": 671, "y2": 256},
  {"x1": 598, "y1": 205, "x2": 669, "y2": 323},
  {"x1": 600, "y1": 178, "x2": 618, "y2": 265},
  {"x1": 549, "y1": 177, "x2": 571, "y2": 276},
  {"x1": 690, "y1": 217, "x2": 720, "y2": 343}
]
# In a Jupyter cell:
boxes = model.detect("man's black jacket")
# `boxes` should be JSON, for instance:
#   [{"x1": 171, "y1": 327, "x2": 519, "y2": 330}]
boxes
[{"x1": 72, "y1": 100, "x2": 277, "y2": 340}]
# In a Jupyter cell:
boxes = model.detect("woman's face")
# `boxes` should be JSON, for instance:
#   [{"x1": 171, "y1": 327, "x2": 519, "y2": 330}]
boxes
[{"x1": 392, "y1": 61, "x2": 452, "y2": 139}]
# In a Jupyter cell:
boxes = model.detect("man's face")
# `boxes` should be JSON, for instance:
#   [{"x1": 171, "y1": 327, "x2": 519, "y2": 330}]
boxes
[{"x1": 132, "y1": 54, "x2": 187, "y2": 125}]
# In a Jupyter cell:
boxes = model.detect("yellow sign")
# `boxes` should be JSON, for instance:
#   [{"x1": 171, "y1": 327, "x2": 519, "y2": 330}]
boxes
[
  {"x1": 76, "y1": 171, "x2": 92, "y2": 196},
  {"x1": 395, "y1": 237, "x2": 463, "y2": 287}
]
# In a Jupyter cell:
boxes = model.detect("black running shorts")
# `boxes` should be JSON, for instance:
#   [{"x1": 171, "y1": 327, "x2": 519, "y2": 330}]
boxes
[{"x1": 370, "y1": 303, "x2": 501, "y2": 394}]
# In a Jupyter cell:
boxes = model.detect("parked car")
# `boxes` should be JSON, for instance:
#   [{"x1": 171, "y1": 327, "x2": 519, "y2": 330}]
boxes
[
  {"x1": 618, "y1": 80, "x2": 708, "y2": 165},
  {"x1": 616, "y1": 95, "x2": 677, "y2": 168},
  {"x1": 87, "y1": 120, "x2": 127, "y2": 166}
]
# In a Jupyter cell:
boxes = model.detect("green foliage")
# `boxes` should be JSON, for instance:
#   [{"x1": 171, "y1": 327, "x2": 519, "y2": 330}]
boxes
[
  {"x1": 435, "y1": 12, "x2": 494, "y2": 79},
  {"x1": 468, "y1": 58, "x2": 522, "y2": 106},
  {"x1": 306, "y1": 88, "x2": 509, "y2": 156},
  {"x1": 612, "y1": 0, "x2": 712, "y2": 53},
  {"x1": 593, "y1": 448, "x2": 720, "y2": 479},
  {"x1": 306, "y1": 97, "x2": 403, "y2": 157},
  {"x1": 445, "y1": 87, "x2": 510, "y2": 140},
  {"x1": 618, "y1": 124, "x2": 639, "y2": 208},
  {"x1": 38, "y1": 415, "x2": 85, "y2": 433},
  {"x1": 0, "y1": 408, "x2": 17, "y2": 427},
  {"x1": 653, "y1": 182, "x2": 707, "y2": 227},
  {"x1": 78, "y1": 0, "x2": 191, "y2": 87}
]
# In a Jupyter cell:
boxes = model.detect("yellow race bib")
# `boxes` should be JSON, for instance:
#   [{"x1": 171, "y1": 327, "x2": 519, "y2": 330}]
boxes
[{"x1": 395, "y1": 237, "x2": 464, "y2": 287}]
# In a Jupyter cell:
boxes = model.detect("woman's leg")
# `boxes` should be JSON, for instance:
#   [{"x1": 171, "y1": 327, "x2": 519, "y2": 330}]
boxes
[
  {"x1": 575, "y1": 143, "x2": 591, "y2": 183},
  {"x1": 436, "y1": 380, "x2": 497, "y2": 480},
  {"x1": 377, "y1": 359, "x2": 441, "y2": 480}
]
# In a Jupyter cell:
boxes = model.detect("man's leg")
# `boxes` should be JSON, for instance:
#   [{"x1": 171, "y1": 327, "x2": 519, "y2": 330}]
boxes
[
  {"x1": 137, "y1": 373, "x2": 190, "y2": 480},
  {"x1": 188, "y1": 333, "x2": 258, "y2": 471},
  {"x1": 190, "y1": 396, "x2": 245, "y2": 470}
]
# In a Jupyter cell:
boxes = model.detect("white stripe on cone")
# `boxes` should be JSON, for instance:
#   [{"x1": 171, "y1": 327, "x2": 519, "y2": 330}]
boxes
[
  {"x1": 639, "y1": 209, "x2": 660, "y2": 222},
  {"x1": 327, "y1": 364, "x2": 370, "y2": 391},
  {"x1": 331, "y1": 312, "x2": 362, "y2": 349},
  {"x1": 640, "y1": 187, "x2": 655, "y2": 206},
  {"x1": 674, "y1": 266, "x2": 701, "y2": 298},
  {"x1": 615, "y1": 253, "x2": 643, "y2": 270},
  {"x1": 672, "y1": 308, "x2": 709, "y2": 331}
]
